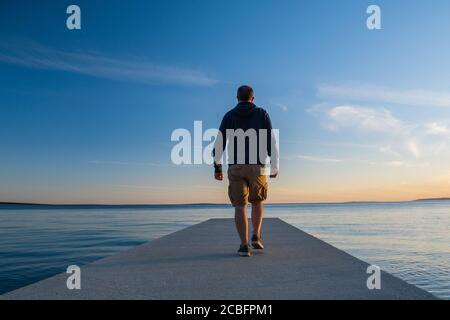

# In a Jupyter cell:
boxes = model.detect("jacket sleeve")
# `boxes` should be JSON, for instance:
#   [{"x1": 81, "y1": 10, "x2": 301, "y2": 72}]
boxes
[
  {"x1": 212, "y1": 115, "x2": 227, "y2": 173},
  {"x1": 265, "y1": 112, "x2": 279, "y2": 173},
  {"x1": 265, "y1": 112, "x2": 273, "y2": 157}
]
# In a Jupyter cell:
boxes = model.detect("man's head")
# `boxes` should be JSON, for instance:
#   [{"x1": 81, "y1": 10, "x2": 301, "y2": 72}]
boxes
[{"x1": 237, "y1": 85, "x2": 254, "y2": 103}]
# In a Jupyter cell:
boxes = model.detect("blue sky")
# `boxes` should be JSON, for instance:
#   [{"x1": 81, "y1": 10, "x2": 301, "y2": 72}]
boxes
[{"x1": 2, "y1": 0, "x2": 450, "y2": 203}]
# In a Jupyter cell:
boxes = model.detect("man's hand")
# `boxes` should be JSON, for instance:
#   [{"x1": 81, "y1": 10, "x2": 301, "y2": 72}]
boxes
[{"x1": 214, "y1": 172, "x2": 223, "y2": 181}]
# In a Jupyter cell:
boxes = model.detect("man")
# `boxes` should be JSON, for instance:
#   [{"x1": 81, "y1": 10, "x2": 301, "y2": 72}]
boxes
[{"x1": 213, "y1": 85, "x2": 278, "y2": 257}]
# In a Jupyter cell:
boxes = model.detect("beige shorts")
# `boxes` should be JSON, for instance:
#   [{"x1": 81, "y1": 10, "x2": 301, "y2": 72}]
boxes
[{"x1": 227, "y1": 165, "x2": 268, "y2": 207}]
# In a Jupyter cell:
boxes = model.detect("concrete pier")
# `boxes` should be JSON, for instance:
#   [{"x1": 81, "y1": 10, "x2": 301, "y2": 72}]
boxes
[{"x1": 1, "y1": 218, "x2": 436, "y2": 300}]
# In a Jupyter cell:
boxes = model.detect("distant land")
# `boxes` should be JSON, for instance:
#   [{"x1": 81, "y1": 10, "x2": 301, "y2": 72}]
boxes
[
  {"x1": 0, "y1": 202, "x2": 227, "y2": 208},
  {"x1": 413, "y1": 197, "x2": 450, "y2": 202},
  {"x1": 1, "y1": 197, "x2": 450, "y2": 207}
]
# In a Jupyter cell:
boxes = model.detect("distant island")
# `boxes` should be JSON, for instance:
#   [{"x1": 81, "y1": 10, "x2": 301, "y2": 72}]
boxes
[
  {"x1": 0, "y1": 202, "x2": 229, "y2": 208},
  {"x1": 0, "y1": 202, "x2": 46, "y2": 206},
  {"x1": 413, "y1": 197, "x2": 450, "y2": 202}
]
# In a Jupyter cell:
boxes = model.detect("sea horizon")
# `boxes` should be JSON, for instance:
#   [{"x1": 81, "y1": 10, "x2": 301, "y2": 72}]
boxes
[{"x1": 2, "y1": 197, "x2": 450, "y2": 207}]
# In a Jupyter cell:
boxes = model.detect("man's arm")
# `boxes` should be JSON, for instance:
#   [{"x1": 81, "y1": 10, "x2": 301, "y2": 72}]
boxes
[
  {"x1": 212, "y1": 115, "x2": 227, "y2": 180},
  {"x1": 265, "y1": 112, "x2": 279, "y2": 178}
]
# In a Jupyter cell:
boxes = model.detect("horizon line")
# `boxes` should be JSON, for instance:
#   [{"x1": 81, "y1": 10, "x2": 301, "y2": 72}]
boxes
[{"x1": 2, "y1": 197, "x2": 450, "y2": 207}]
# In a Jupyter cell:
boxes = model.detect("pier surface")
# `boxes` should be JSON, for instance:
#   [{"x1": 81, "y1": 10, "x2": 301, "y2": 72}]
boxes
[{"x1": 1, "y1": 218, "x2": 435, "y2": 300}]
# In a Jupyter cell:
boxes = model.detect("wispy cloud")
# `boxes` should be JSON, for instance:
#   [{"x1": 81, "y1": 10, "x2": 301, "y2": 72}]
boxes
[
  {"x1": 0, "y1": 40, "x2": 217, "y2": 86},
  {"x1": 114, "y1": 184, "x2": 172, "y2": 190},
  {"x1": 273, "y1": 103, "x2": 289, "y2": 112},
  {"x1": 113, "y1": 184, "x2": 222, "y2": 191},
  {"x1": 89, "y1": 160, "x2": 168, "y2": 167},
  {"x1": 286, "y1": 154, "x2": 343, "y2": 163},
  {"x1": 312, "y1": 102, "x2": 450, "y2": 159},
  {"x1": 296, "y1": 84, "x2": 450, "y2": 169},
  {"x1": 424, "y1": 122, "x2": 450, "y2": 136},
  {"x1": 284, "y1": 139, "x2": 380, "y2": 150},
  {"x1": 285, "y1": 154, "x2": 426, "y2": 168},
  {"x1": 407, "y1": 141, "x2": 420, "y2": 158},
  {"x1": 309, "y1": 103, "x2": 436, "y2": 159},
  {"x1": 318, "y1": 84, "x2": 450, "y2": 108},
  {"x1": 325, "y1": 105, "x2": 402, "y2": 133}
]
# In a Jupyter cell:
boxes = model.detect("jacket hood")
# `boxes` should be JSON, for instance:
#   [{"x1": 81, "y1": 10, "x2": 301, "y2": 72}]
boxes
[{"x1": 232, "y1": 102, "x2": 257, "y2": 117}]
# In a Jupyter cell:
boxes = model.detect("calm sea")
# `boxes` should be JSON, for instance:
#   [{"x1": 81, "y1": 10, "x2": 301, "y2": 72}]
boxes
[{"x1": 0, "y1": 201, "x2": 449, "y2": 299}]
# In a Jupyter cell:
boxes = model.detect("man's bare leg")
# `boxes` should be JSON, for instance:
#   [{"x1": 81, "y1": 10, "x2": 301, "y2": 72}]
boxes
[
  {"x1": 251, "y1": 201, "x2": 264, "y2": 238},
  {"x1": 234, "y1": 206, "x2": 248, "y2": 246}
]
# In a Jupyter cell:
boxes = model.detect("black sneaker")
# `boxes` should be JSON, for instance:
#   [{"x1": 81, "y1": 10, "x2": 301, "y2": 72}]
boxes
[
  {"x1": 238, "y1": 244, "x2": 252, "y2": 257},
  {"x1": 251, "y1": 235, "x2": 264, "y2": 250}
]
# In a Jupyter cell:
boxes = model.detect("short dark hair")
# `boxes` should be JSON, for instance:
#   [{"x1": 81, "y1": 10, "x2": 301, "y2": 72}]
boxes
[{"x1": 237, "y1": 85, "x2": 254, "y2": 102}]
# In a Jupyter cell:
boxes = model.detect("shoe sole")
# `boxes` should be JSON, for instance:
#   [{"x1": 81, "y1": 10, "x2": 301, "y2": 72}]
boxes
[
  {"x1": 238, "y1": 251, "x2": 252, "y2": 257},
  {"x1": 251, "y1": 241, "x2": 264, "y2": 250}
]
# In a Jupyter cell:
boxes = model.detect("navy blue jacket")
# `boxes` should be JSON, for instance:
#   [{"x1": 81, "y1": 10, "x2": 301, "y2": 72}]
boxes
[{"x1": 213, "y1": 102, "x2": 273, "y2": 172}]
